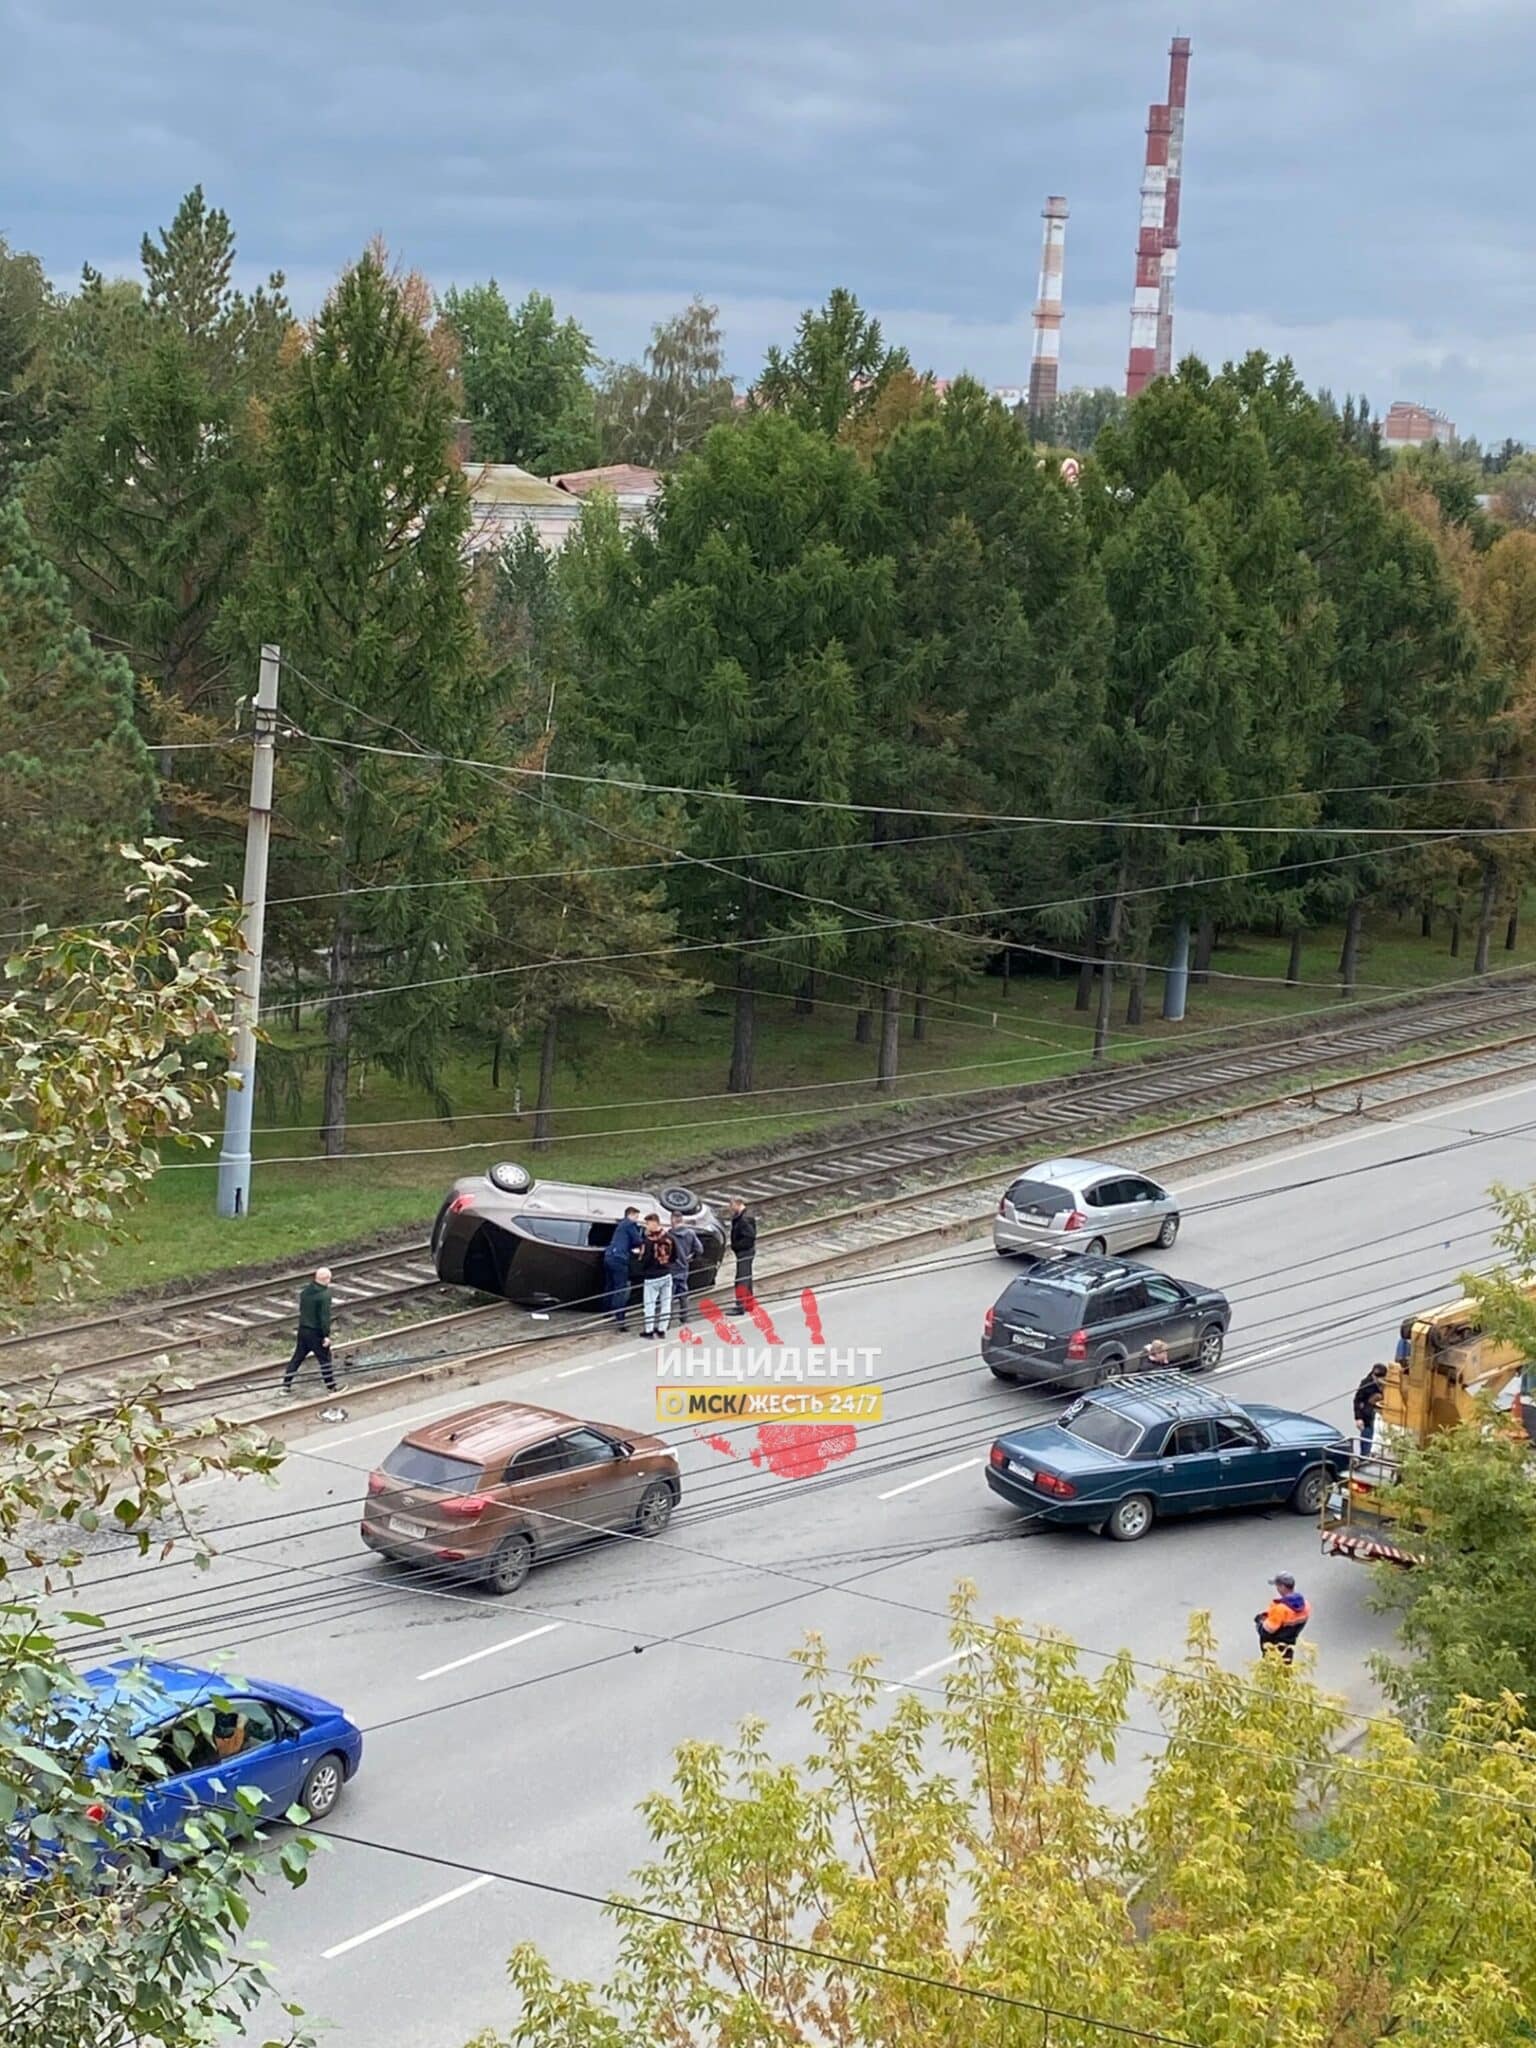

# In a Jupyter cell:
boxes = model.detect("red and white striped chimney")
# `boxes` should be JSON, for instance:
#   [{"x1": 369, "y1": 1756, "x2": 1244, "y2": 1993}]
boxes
[
  {"x1": 1154, "y1": 36, "x2": 1191, "y2": 381},
  {"x1": 1028, "y1": 195, "x2": 1069, "y2": 430},
  {"x1": 1126, "y1": 99, "x2": 1170, "y2": 397}
]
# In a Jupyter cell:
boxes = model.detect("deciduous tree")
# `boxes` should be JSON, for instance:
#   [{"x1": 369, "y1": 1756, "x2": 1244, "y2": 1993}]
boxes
[
  {"x1": 594, "y1": 298, "x2": 736, "y2": 469},
  {"x1": 438, "y1": 282, "x2": 598, "y2": 472},
  {"x1": 487, "y1": 1593, "x2": 1536, "y2": 2048}
]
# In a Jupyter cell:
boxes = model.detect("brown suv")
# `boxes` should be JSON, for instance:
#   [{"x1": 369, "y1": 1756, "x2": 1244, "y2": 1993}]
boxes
[{"x1": 361, "y1": 1401, "x2": 681, "y2": 1595}]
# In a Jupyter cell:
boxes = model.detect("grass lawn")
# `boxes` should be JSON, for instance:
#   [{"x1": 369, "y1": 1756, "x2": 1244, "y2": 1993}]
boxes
[{"x1": 86, "y1": 906, "x2": 1536, "y2": 1299}]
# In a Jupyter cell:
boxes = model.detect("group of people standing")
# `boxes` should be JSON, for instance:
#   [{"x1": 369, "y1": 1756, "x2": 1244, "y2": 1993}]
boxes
[{"x1": 600, "y1": 1198, "x2": 757, "y2": 1338}]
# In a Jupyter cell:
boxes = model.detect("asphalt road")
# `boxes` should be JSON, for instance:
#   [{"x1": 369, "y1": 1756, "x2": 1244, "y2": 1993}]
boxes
[{"x1": 54, "y1": 1073, "x2": 1536, "y2": 2045}]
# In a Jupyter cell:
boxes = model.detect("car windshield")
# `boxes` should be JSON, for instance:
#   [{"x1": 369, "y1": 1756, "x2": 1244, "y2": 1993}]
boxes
[
  {"x1": 1060, "y1": 1401, "x2": 1142, "y2": 1458},
  {"x1": 1004, "y1": 1178, "x2": 1072, "y2": 1213},
  {"x1": 1000, "y1": 1279, "x2": 1088, "y2": 1333},
  {"x1": 382, "y1": 1444, "x2": 481, "y2": 1490}
]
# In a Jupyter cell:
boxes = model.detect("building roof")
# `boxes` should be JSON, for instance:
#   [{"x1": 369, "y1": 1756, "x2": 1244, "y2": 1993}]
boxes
[
  {"x1": 551, "y1": 464, "x2": 660, "y2": 498},
  {"x1": 464, "y1": 463, "x2": 574, "y2": 509}
]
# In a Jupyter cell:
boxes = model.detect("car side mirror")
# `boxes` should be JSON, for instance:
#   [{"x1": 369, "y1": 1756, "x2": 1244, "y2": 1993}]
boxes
[{"x1": 615, "y1": 1441, "x2": 634, "y2": 1458}]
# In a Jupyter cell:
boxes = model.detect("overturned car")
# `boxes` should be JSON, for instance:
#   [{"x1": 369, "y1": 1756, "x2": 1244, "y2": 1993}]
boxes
[{"x1": 431, "y1": 1161, "x2": 726, "y2": 1310}]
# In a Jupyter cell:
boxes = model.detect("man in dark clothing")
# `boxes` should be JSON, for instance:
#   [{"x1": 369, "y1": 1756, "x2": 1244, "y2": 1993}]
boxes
[
  {"x1": 638, "y1": 1213, "x2": 676, "y2": 1340},
  {"x1": 728, "y1": 1198, "x2": 757, "y2": 1318},
  {"x1": 602, "y1": 1206, "x2": 645, "y2": 1330},
  {"x1": 668, "y1": 1210, "x2": 704, "y2": 1333},
  {"x1": 283, "y1": 1267, "x2": 337, "y2": 1393},
  {"x1": 1353, "y1": 1363, "x2": 1388, "y2": 1455},
  {"x1": 1255, "y1": 1573, "x2": 1310, "y2": 1664}
]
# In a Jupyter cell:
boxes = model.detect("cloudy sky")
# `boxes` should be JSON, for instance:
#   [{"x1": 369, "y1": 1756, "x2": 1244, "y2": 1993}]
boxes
[{"x1": 8, "y1": 0, "x2": 1533, "y2": 440}]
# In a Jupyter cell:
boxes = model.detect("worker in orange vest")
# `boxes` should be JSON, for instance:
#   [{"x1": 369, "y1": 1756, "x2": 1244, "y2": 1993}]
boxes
[{"x1": 1255, "y1": 1573, "x2": 1310, "y2": 1663}]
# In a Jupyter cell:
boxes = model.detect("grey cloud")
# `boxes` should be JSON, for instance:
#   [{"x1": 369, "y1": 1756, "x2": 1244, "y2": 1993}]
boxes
[{"x1": 11, "y1": 0, "x2": 1533, "y2": 438}]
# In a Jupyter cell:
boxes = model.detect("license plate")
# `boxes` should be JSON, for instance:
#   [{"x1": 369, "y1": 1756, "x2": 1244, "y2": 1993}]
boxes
[
  {"x1": 1010, "y1": 1463, "x2": 1035, "y2": 1482},
  {"x1": 1010, "y1": 1331, "x2": 1044, "y2": 1349},
  {"x1": 389, "y1": 1517, "x2": 427, "y2": 1540},
  {"x1": 1023, "y1": 1210, "x2": 1049, "y2": 1224}
]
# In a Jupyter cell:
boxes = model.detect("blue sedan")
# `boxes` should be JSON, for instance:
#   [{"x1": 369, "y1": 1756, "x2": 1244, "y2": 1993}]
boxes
[
  {"x1": 986, "y1": 1374, "x2": 1350, "y2": 1543},
  {"x1": 72, "y1": 1659, "x2": 363, "y2": 1843}
]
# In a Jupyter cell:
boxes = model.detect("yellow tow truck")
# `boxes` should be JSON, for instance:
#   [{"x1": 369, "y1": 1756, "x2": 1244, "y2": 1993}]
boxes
[{"x1": 1320, "y1": 1291, "x2": 1530, "y2": 1567}]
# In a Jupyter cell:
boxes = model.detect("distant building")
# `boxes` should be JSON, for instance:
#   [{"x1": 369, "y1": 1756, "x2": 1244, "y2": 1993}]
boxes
[
  {"x1": 463, "y1": 464, "x2": 584, "y2": 555},
  {"x1": 1381, "y1": 401, "x2": 1457, "y2": 454},
  {"x1": 463, "y1": 462, "x2": 660, "y2": 556},
  {"x1": 551, "y1": 464, "x2": 661, "y2": 521}
]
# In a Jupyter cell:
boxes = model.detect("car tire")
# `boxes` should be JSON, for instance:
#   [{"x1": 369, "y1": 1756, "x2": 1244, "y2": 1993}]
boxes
[
  {"x1": 485, "y1": 1533, "x2": 534, "y2": 1596},
  {"x1": 660, "y1": 1185, "x2": 703, "y2": 1217},
  {"x1": 1104, "y1": 1493, "x2": 1156, "y2": 1543},
  {"x1": 1085, "y1": 1236, "x2": 1108, "y2": 1256},
  {"x1": 1194, "y1": 1322, "x2": 1225, "y2": 1371},
  {"x1": 634, "y1": 1481, "x2": 675, "y2": 1537},
  {"x1": 1289, "y1": 1465, "x2": 1330, "y2": 1517},
  {"x1": 1156, "y1": 1213, "x2": 1180, "y2": 1249},
  {"x1": 298, "y1": 1753, "x2": 346, "y2": 1820},
  {"x1": 488, "y1": 1160, "x2": 534, "y2": 1195}
]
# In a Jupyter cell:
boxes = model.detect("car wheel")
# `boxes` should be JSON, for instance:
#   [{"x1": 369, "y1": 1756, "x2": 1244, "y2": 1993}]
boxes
[
  {"x1": 1085, "y1": 1236, "x2": 1107, "y2": 1256},
  {"x1": 1104, "y1": 1493, "x2": 1155, "y2": 1543},
  {"x1": 1156, "y1": 1213, "x2": 1180, "y2": 1249},
  {"x1": 488, "y1": 1160, "x2": 533, "y2": 1195},
  {"x1": 298, "y1": 1753, "x2": 346, "y2": 1820},
  {"x1": 1093, "y1": 1351, "x2": 1127, "y2": 1388},
  {"x1": 1195, "y1": 1322, "x2": 1225, "y2": 1371},
  {"x1": 635, "y1": 1481, "x2": 674, "y2": 1537},
  {"x1": 485, "y1": 1533, "x2": 534, "y2": 1595},
  {"x1": 660, "y1": 1185, "x2": 703, "y2": 1216},
  {"x1": 1289, "y1": 1465, "x2": 1330, "y2": 1517}
]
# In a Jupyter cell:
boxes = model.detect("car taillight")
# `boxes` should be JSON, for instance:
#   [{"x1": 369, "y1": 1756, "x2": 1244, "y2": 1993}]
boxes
[
  {"x1": 440, "y1": 1494, "x2": 492, "y2": 1519},
  {"x1": 367, "y1": 1471, "x2": 388, "y2": 1495},
  {"x1": 1033, "y1": 1471, "x2": 1077, "y2": 1499},
  {"x1": 84, "y1": 1802, "x2": 106, "y2": 1824},
  {"x1": 997, "y1": 1196, "x2": 1007, "y2": 1215},
  {"x1": 1065, "y1": 1328, "x2": 1088, "y2": 1362},
  {"x1": 988, "y1": 1443, "x2": 1007, "y2": 1469},
  {"x1": 447, "y1": 1193, "x2": 473, "y2": 1215},
  {"x1": 1062, "y1": 1210, "x2": 1087, "y2": 1232},
  {"x1": 983, "y1": 1306, "x2": 996, "y2": 1340}
]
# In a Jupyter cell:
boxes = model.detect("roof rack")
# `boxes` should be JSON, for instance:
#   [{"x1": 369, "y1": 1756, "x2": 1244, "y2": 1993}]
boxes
[{"x1": 1095, "y1": 1370, "x2": 1238, "y2": 1419}]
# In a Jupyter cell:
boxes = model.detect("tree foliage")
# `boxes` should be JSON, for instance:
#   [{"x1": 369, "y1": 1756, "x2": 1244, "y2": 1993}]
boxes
[
  {"x1": 1, "y1": 842, "x2": 239, "y2": 1306},
  {"x1": 439, "y1": 282, "x2": 598, "y2": 473},
  {"x1": 236, "y1": 249, "x2": 495, "y2": 1154},
  {"x1": 0, "y1": 234, "x2": 57, "y2": 494},
  {"x1": 488, "y1": 1592, "x2": 1536, "y2": 2048},
  {"x1": 594, "y1": 298, "x2": 736, "y2": 469},
  {"x1": 0, "y1": 495, "x2": 155, "y2": 926},
  {"x1": 754, "y1": 288, "x2": 910, "y2": 441}
]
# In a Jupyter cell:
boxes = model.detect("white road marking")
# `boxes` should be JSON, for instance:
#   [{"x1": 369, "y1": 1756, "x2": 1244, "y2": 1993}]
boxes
[
  {"x1": 883, "y1": 1649, "x2": 969, "y2": 1694},
  {"x1": 878, "y1": 1457, "x2": 982, "y2": 1501},
  {"x1": 556, "y1": 1363, "x2": 595, "y2": 1378},
  {"x1": 415, "y1": 1621, "x2": 564, "y2": 1682},
  {"x1": 305, "y1": 1397, "x2": 479, "y2": 1453},
  {"x1": 321, "y1": 1874, "x2": 495, "y2": 1958},
  {"x1": 1214, "y1": 1340, "x2": 1295, "y2": 1376}
]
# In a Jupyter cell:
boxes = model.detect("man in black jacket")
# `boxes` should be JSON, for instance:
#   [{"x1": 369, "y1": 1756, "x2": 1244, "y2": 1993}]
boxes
[
  {"x1": 728, "y1": 1198, "x2": 757, "y2": 1318},
  {"x1": 283, "y1": 1267, "x2": 337, "y2": 1393}
]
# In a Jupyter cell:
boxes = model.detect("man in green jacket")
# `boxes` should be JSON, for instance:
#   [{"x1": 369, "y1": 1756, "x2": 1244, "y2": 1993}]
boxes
[{"x1": 283, "y1": 1266, "x2": 337, "y2": 1393}]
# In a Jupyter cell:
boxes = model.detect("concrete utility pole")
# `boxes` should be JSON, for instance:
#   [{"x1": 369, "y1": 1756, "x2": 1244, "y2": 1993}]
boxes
[{"x1": 215, "y1": 644, "x2": 280, "y2": 1218}]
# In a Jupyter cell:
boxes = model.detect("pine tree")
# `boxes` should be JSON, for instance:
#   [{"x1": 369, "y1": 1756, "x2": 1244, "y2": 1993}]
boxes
[
  {"x1": 754, "y1": 289, "x2": 910, "y2": 440},
  {"x1": 236, "y1": 249, "x2": 495, "y2": 1154},
  {"x1": 437, "y1": 283, "x2": 598, "y2": 472},
  {"x1": 0, "y1": 495, "x2": 155, "y2": 925},
  {"x1": 0, "y1": 236, "x2": 56, "y2": 494},
  {"x1": 570, "y1": 412, "x2": 891, "y2": 1091}
]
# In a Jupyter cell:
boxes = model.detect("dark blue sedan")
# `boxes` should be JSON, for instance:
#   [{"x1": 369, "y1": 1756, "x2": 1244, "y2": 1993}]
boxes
[
  {"x1": 986, "y1": 1373, "x2": 1350, "y2": 1543},
  {"x1": 72, "y1": 1659, "x2": 363, "y2": 1841}
]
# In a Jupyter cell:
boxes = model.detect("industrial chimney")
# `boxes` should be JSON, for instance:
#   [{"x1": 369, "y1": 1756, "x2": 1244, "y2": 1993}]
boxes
[
  {"x1": 1028, "y1": 195, "x2": 1069, "y2": 432},
  {"x1": 1126, "y1": 100, "x2": 1170, "y2": 397},
  {"x1": 1154, "y1": 36, "x2": 1191, "y2": 380}
]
